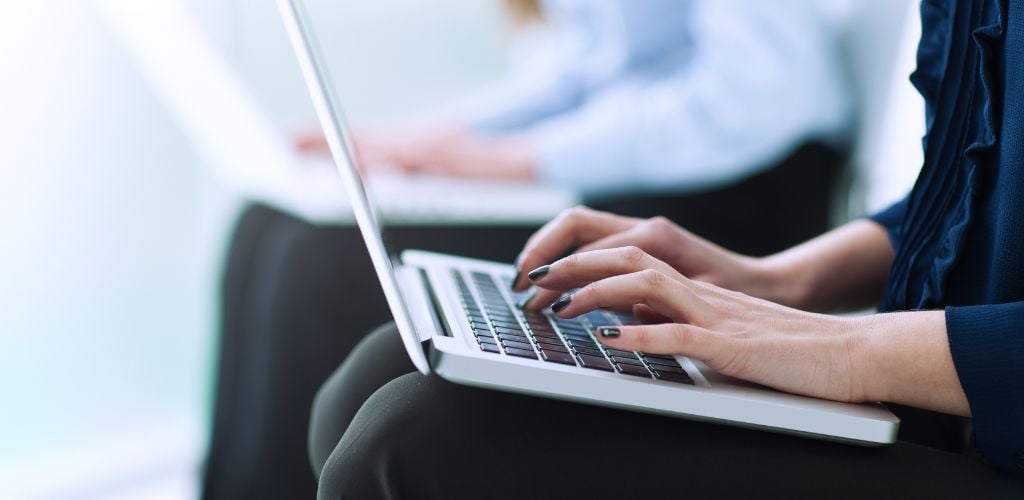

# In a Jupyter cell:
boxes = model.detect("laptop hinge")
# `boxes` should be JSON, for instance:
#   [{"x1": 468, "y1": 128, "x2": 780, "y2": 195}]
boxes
[{"x1": 394, "y1": 265, "x2": 444, "y2": 342}]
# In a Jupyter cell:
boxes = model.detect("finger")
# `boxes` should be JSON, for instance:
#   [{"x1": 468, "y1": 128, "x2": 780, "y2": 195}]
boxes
[
  {"x1": 593, "y1": 323, "x2": 730, "y2": 361},
  {"x1": 522, "y1": 287, "x2": 566, "y2": 312},
  {"x1": 574, "y1": 223, "x2": 657, "y2": 256},
  {"x1": 531, "y1": 247, "x2": 682, "y2": 291},
  {"x1": 633, "y1": 304, "x2": 671, "y2": 324},
  {"x1": 554, "y1": 270, "x2": 706, "y2": 326},
  {"x1": 512, "y1": 207, "x2": 637, "y2": 291},
  {"x1": 523, "y1": 247, "x2": 682, "y2": 310}
]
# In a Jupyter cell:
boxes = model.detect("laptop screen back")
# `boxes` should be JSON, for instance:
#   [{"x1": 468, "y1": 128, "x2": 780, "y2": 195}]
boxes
[{"x1": 277, "y1": 0, "x2": 431, "y2": 374}]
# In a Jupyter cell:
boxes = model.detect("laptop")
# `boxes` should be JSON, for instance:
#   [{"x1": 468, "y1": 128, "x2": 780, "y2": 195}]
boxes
[
  {"x1": 92, "y1": 0, "x2": 576, "y2": 226},
  {"x1": 277, "y1": 0, "x2": 900, "y2": 445}
]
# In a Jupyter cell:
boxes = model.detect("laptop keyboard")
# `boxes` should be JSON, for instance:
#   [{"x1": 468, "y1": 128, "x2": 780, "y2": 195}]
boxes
[{"x1": 453, "y1": 270, "x2": 693, "y2": 385}]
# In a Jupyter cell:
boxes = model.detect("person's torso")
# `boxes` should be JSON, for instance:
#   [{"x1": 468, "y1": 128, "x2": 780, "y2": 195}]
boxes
[{"x1": 882, "y1": 0, "x2": 1024, "y2": 311}]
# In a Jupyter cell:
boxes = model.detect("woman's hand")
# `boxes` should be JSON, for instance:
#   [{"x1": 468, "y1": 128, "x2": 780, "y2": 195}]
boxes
[
  {"x1": 294, "y1": 123, "x2": 538, "y2": 181},
  {"x1": 512, "y1": 206, "x2": 793, "y2": 310},
  {"x1": 531, "y1": 247, "x2": 971, "y2": 415},
  {"x1": 531, "y1": 247, "x2": 871, "y2": 402},
  {"x1": 514, "y1": 206, "x2": 897, "y2": 313}
]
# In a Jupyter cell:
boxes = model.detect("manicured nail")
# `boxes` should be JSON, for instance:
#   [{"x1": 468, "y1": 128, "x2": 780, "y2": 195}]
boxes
[
  {"x1": 528, "y1": 265, "x2": 550, "y2": 281},
  {"x1": 551, "y1": 293, "x2": 572, "y2": 313},
  {"x1": 510, "y1": 254, "x2": 524, "y2": 289},
  {"x1": 516, "y1": 290, "x2": 537, "y2": 309},
  {"x1": 597, "y1": 327, "x2": 620, "y2": 338}
]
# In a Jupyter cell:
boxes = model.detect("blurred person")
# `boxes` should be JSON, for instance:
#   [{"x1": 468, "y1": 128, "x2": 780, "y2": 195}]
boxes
[
  {"x1": 203, "y1": 1, "x2": 854, "y2": 498},
  {"x1": 298, "y1": 0, "x2": 853, "y2": 255},
  {"x1": 309, "y1": 0, "x2": 1024, "y2": 497}
]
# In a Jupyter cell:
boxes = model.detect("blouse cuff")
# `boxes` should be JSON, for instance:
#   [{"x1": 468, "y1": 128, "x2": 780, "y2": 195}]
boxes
[{"x1": 945, "y1": 303, "x2": 1024, "y2": 475}]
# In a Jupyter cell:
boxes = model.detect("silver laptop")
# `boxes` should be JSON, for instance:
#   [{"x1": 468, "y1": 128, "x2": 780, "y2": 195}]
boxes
[{"x1": 277, "y1": 0, "x2": 900, "y2": 445}]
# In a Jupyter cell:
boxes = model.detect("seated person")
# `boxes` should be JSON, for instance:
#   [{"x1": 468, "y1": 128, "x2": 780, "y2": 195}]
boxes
[
  {"x1": 203, "y1": 2, "x2": 852, "y2": 498},
  {"x1": 308, "y1": 0, "x2": 1024, "y2": 496},
  {"x1": 204, "y1": 3, "x2": 855, "y2": 499},
  {"x1": 298, "y1": 0, "x2": 853, "y2": 255}
]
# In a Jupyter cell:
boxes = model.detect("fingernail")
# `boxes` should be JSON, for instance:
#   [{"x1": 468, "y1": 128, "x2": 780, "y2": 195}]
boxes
[
  {"x1": 516, "y1": 290, "x2": 537, "y2": 309},
  {"x1": 597, "y1": 327, "x2": 620, "y2": 338},
  {"x1": 551, "y1": 293, "x2": 572, "y2": 313},
  {"x1": 511, "y1": 267, "x2": 522, "y2": 289},
  {"x1": 527, "y1": 265, "x2": 550, "y2": 281}
]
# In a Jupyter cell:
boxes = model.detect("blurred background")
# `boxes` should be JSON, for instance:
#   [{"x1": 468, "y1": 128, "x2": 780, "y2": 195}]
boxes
[{"x1": 0, "y1": 0, "x2": 923, "y2": 498}]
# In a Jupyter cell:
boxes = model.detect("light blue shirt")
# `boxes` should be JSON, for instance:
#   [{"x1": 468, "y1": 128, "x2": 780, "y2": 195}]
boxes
[{"x1": 458, "y1": 0, "x2": 852, "y2": 197}]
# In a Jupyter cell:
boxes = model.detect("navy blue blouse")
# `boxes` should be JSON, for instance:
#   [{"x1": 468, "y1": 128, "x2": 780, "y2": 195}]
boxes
[{"x1": 870, "y1": 0, "x2": 1024, "y2": 475}]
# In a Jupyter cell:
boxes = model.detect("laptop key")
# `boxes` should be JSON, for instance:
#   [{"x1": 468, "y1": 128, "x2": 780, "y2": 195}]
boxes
[
  {"x1": 645, "y1": 358, "x2": 683, "y2": 370},
  {"x1": 497, "y1": 333, "x2": 531, "y2": 344},
  {"x1": 488, "y1": 313, "x2": 519, "y2": 323},
  {"x1": 616, "y1": 363, "x2": 652, "y2": 378},
  {"x1": 558, "y1": 325, "x2": 588, "y2": 335},
  {"x1": 491, "y1": 320, "x2": 525, "y2": 330},
  {"x1": 529, "y1": 324, "x2": 557, "y2": 334},
  {"x1": 562, "y1": 332, "x2": 594, "y2": 342},
  {"x1": 494, "y1": 326, "x2": 528, "y2": 337},
  {"x1": 502, "y1": 339, "x2": 535, "y2": 351},
  {"x1": 530, "y1": 330, "x2": 561, "y2": 340},
  {"x1": 653, "y1": 370, "x2": 694, "y2": 384},
  {"x1": 606, "y1": 348, "x2": 638, "y2": 358},
  {"x1": 478, "y1": 336, "x2": 498, "y2": 345},
  {"x1": 526, "y1": 321, "x2": 553, "y2": 331},
  {"x1": 576, "y1": 354, "x2": 614, "y2": 371},
  {"x1": 572, "y1": 346, "x2": 605, "y2": 358},
  {"x1": 565, "y1": 338, "x2": 599, "y2": 349},
  {"x1": 611, "y1": 356, "x2": 645, "y2": 367},
  {"x1": 540, "y1": 349, "x2": 576, "y2": 365},
  {"x1": 479, "y1": 342, "x2": 501, "y2": 354},
  {"x1": 533, "y1": 337, "x2": 568, "y2": 349},
  {"x1": 504, "y1": 347, "x2": 538, "y2": 359}
]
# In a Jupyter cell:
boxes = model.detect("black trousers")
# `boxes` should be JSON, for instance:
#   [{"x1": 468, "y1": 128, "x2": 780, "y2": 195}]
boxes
[
  {"x1": 203, "y1": 143, "x2": 849, "y2": 499},
  {"x1": 309, "y1": 324, "x2": 1024, "y2": 499},
  {"x1": 201, "y1": 206, "x2": 538, "y2": 500}
]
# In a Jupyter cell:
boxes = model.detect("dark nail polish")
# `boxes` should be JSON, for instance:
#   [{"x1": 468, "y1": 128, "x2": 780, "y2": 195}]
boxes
[
  {"x1": 551, "y1": 293, "x2": 572, "y2": 313},
  {"x1": 528, "y1": 265, "x2": 550, "y2": 281},
  {"x1": 597, "y1": 327, "x2": 621, "y2": 338},
  {"x1": 516, "y1": 290, "x2": 537, "y2": 309},
  {"x1": 511, "y1": 267, "x2": 522, "y2": 289}
]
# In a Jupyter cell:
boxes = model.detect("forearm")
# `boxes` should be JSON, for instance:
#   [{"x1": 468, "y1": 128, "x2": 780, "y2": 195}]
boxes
[
  {"x1": 759, "y1": 219, "x2": 894, "y2": 312},
  {"x1": 853, "y1": 310, "x2": 970, "y2": 416}
]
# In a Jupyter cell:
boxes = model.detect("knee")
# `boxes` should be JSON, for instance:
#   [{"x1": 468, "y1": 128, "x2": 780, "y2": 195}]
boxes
[
  {"x1": 316, "y1": 373, "x2": 436, "y2": 499},
  {"x1": 308, "y1": 324, "x2": 402, "y2": 478},
  {"x1": 307, "y1": 364, "x2": 346, "y2": 479}
]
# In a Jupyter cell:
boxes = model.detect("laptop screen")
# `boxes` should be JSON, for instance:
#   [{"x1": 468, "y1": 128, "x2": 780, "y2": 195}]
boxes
[{"x1": 277, "y1": 0, "x2": 431, "y2": 374}]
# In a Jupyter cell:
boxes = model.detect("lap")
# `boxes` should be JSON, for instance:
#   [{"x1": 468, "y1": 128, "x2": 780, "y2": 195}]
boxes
[{"x1": 312, "y1": 325, "x2": 1024, "y2": 499}]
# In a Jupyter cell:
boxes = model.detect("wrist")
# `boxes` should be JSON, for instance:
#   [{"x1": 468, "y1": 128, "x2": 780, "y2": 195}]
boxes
[
  {"x1": 844, "y1": 314, "x2": 889, "y2": 403},
  {"x1": 752, "y1": 254, "x2": 812, "y2": 310},
  {"x1": 845, "y1": 310, "x2": 965, "y2": 413}
]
